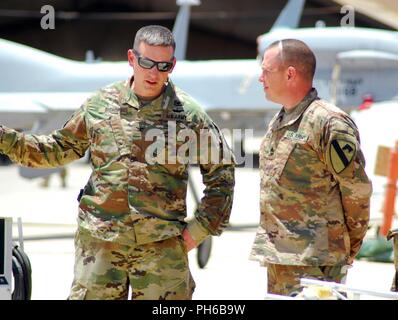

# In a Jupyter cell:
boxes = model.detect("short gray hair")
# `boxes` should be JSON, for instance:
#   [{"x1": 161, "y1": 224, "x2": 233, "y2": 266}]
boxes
[{"x1": 133, "y1": 25, "x2": 176, "y2": 52}]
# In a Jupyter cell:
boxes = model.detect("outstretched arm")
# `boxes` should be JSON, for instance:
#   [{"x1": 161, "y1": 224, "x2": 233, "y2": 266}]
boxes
[{"x1": 0, "y1": 106, "x2": 89, "y2": 168}]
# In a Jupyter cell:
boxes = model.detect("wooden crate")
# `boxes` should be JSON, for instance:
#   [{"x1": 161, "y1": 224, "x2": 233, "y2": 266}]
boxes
[{"x1": 374, "y1": 145, "x2": 391, "y2": 177}]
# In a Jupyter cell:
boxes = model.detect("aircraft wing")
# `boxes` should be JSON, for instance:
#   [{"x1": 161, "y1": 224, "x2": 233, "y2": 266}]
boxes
[
  {"x1": 0, "y1": 92, "x2": 91, "y2": 131},
  {"x1": 172, "y1": 59, "x2": 280, "y2": 111},
  {"x1": 0, "y1": 92, "x2": 92, "y2": 180},
  {"x1": 0, "y1": 93, "x2": 47, "y2": 130}
]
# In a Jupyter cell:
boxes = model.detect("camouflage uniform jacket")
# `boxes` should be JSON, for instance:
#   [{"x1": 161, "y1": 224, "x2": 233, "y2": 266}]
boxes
[
  {"x1": 250, "y1": 88, "x2": 372, "y2": 266},
  {"x1": 0, "y1": 79, "x2": 235, "y2": 245}
]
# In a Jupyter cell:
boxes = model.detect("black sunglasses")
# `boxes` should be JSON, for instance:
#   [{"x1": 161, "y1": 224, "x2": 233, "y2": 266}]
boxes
[{"x1": 132, "y1": 50, "x2": 174, "y2": 72}]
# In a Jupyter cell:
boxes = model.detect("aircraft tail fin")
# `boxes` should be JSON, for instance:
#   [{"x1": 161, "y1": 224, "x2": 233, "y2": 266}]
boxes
[
  {"x1": 172, "y1": 0, "x2": 200, "y2": 60},
  {"x1": 270, "y1": 0, "x2": 305, "y2": 31}
]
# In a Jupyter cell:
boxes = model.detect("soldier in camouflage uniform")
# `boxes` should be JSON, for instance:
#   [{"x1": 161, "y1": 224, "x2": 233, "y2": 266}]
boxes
[
  {"x1": 387, "y1": 229, "x2": 398, "y2": 291},
  {"x1": 249, "y1": 39, "x2": 372, "y2": 296},
  {"x1": 0, "y1": 25, "x2": 235, "y2": 299}
]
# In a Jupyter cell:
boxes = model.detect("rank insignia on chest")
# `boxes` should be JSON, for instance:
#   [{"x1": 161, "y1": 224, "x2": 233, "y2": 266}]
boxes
[
  {"x1": 168, "y1": 99, "x2": 186, "y2": 120},
  {"x1": 330, "y1": 139, "x2": 356, "y2": 173},
  {"x1": 173, "y1": 99, "x2": 183, "y2": 107}
]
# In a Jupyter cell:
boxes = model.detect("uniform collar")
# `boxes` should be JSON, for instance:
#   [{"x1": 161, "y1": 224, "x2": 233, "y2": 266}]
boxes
[
  {"x1": 118, "y1": 77, "x2": 175, "y2": 109},
  {"x1": 118, "y1": 77, "x2": 138, "y2": 108},
  {"x1": 272, "y1": 88, "x2": 318, "y2": 130}
]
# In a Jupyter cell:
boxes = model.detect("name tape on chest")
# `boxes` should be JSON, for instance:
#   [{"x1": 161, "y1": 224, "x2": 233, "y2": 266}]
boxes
[
  {"x1": 284, "y1": 131, "x2": 308, "y2": 142},
  {"x1": 167, "y1": 112, "x2": 187, "y2": 121}
]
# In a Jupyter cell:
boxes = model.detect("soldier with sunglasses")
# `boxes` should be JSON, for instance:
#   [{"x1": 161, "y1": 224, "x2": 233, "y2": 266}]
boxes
[{"x1": 0, "y1": 25, "x2": 235, "y2": 299}]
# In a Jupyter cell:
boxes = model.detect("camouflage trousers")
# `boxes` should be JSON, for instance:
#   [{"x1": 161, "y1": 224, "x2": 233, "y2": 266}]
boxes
[
  {"x1": 267, "y1": 263, "x2": 349, "y2": 296},
  {"x1": 68, "y1": 231, "x2": 195, "y2": 300}
]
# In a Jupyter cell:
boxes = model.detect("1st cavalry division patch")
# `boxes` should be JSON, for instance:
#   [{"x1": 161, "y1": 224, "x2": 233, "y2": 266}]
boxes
[{"x1": 330, "y1": 139, "x2": 356, "y2": 174}]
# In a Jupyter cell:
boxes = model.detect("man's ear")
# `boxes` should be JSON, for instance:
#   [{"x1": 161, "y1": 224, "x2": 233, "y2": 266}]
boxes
[
  {"x1": 127, "y1": 49, "x2": 135, "y2": 67},
  {"x1": 287, "y1": 66, "x2": 296, "y2": 80}
]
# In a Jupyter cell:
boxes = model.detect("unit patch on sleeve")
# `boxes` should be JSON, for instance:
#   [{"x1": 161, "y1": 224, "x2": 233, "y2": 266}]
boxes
[{"x1": 330, "y1": 139, "x2": 356, "y2": 174}]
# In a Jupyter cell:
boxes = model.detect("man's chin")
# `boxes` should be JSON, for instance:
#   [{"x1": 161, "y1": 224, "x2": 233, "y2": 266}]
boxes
[
  {"x1": 265, "y1": 94, "x2": 278, "y2": 104},
  {"x1": 144, "y1": 85, "x2": 161, "y2": 94}
]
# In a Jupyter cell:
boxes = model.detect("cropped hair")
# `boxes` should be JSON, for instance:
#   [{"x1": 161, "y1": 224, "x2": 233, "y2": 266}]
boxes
[
  {"x1": 268, "y1": 39, "x2": 316, "y2": 81},
  {"x1": 133, "y1": 25, "x2": 176, "y2": 52}
]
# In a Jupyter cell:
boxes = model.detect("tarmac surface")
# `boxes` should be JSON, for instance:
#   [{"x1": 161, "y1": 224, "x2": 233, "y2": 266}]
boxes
[{"x1": 0, "y1": 162, "x2": 396, "y2": 300}]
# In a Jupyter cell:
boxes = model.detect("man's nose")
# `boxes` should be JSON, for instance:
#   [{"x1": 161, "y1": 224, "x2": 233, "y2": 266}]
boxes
[{"x1": 149, "y1": 66, "x2": 160, "y2": 76}]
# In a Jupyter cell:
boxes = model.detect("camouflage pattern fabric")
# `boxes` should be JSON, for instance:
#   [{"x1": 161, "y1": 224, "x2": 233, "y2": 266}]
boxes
[
  {"x1": 250, "y1": 88, "x2": 372, "y2": 268},
  {"x1": 267, "y1": 263, "x2": 348, "y2": 296},
  {"x1": 0, "y1": 78, "x2": 234, "y2": 299},
  {"x1": 387, "y1": 229, "x2": 398, "y2": 291},
  {"x1": 69, "y1": 230, "x2": 195, "y2": 300},
  {"x1": 0, "y1": 79, "x2": 234, "y2": 246}
]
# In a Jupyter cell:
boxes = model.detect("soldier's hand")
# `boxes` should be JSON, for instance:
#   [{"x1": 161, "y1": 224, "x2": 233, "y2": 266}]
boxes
[
  {"x1": 347, "y1": 256, "x2": 355, "y2": 265},
  {"x1": 182, "y1": 229, "x2": 197, "y2": 252}
]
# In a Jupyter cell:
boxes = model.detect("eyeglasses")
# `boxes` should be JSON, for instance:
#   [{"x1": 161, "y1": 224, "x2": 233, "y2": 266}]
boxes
[{"x1": 132, "y1": 49, "x2": 174, "y2": 72}]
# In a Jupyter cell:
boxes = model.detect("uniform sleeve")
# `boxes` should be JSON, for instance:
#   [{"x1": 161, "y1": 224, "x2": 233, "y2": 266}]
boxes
[
  {"x1": 0, "y1": 105, "x2": 89, "y2": 168},
  {"x1": 186, "y1": 117, "x2": 235, "y2": 245},
  {"x1": 323, "y1": 116, "x2": 372, "y2": 262}
]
